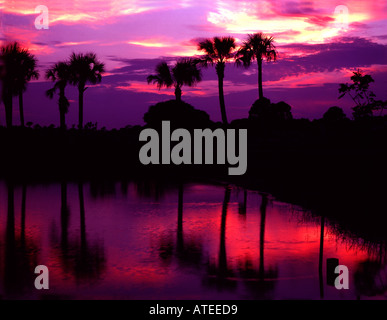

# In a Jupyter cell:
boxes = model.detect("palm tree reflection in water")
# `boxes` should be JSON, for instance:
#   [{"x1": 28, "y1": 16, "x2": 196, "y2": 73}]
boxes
[
  {"x1": 4, "y1": 183, "x2": 38, "y2": 297},
  {"x1": 52, "y1": 182, "x2": 106, "y2": 284}
]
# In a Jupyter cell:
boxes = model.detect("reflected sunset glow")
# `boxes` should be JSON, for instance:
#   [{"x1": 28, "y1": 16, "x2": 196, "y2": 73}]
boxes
[{"x1": 0, "y1": 182, "x2": 383, "y2": 299}]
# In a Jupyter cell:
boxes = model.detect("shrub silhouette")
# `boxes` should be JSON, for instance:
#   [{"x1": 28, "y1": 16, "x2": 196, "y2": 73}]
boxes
[
  {"x1": 249, "y1": 98, "x2": 292, "y2": 121},
  {"x1": 338, "y1": 70, "x2": 385, "y2": 119},
  {"x1": 143, "y1": 100, "x2": 212, "y2": 129},
  {"x1": 323, "y1": 106, "x2": 348, "y2": 122}
]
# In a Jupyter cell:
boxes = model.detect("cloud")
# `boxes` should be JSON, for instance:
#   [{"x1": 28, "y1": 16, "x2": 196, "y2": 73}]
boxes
[
  {"x1": 100, "y1": 36, "x2": 387, "y2": 100},
  {"x1": 2, "y1": 0, "x2": 179, "y2": 25},
  {"x1": 2, "y1": 1, "x2": 386, "y2": 127},
  {"x1": 54, "y1": 40, "x2": 98, "y2": 47},
  {"x1": 205, "y1": 0, "x2": 383, "y2": 43}
]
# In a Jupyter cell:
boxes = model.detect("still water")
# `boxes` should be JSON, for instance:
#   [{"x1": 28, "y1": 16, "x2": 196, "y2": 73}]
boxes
[{"x1": 0, "y1": 181, "x2": 386, "y2": 300}]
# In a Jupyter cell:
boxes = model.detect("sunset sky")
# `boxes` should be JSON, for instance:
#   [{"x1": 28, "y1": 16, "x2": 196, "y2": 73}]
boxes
[{"x1": 1, "y1": 0, "x2": 387, "y2": 128}]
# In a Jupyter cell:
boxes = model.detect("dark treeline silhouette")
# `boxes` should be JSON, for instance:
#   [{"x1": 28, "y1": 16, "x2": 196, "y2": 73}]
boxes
[{"x1": 1, "y1": 37, "x2": 385, "y2": 129}]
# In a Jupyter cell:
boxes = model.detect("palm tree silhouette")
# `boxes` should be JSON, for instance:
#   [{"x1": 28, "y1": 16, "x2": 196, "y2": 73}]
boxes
[
  {"x1": 0, "y1": 42, "x2": 39, "y2": 127},
  {"x1": 46, "y1": 62, "x2": 71, "y2": 129},
  {"x1": 236, "y1": 33, "x2": 277, "y2": 100},
  {"x1": 69, "y1": 52, "x2": 105, "y2": 129},
  {"x1": 197, "y1": 37, "x2": 236, "y2": 124},
  {"x1": 16, "y1": 47, "x2": 39, "y2": 127},
  {"x1": 147, "y1": 58, "x2": 201, "y2": 102}
]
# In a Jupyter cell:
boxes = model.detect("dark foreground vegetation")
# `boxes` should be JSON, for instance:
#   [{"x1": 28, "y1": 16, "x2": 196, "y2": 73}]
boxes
[{"x1": 1, "y1": 110, "x2": 387, "y2": 246}]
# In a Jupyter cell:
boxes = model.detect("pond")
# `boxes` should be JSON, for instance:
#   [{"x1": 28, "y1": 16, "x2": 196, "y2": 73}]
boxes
[{"x1": 0, "y1": 181, "x2": 385, "y2": 300}]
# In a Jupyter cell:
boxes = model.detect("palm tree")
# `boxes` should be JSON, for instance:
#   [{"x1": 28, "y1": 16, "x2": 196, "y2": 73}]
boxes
[
  {"x1": 69, "y1": 52, "x2": 105, "y2": 129},
  {"x1": 236, "y1": 33, "x2": 277, "y2": 100},
  {"x1": 46, "y1": 61, "x2": 71, "y2": 129},
  {"x1": 197, "y1": 37, "x2": 236, "y2": 125},
  {"x1": 147, "y1": 58, "x2": 201, "y2": 102},
  {"x1": 16, "y1": 48, "x2": 39, "y2": 127},
  {"x1": 0, "y1": 42, "x2": 39, "y2": 127}
]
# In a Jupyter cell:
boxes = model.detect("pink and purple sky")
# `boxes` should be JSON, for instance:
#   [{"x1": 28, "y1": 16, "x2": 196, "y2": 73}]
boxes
[{"x1": 1, "y1": 0, "x2": 387, "y2": 128}]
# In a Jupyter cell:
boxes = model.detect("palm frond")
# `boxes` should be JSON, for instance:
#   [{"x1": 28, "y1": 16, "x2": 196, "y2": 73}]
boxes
[
  {"x1": 172, "y1": 58, "x2": 202, "y2": 87},
  {"x1": 147, "y1": 61, "x2": 174, "y2": 89},
  {"x1": 45, "y1": 87, "x2": 56, "y2": 99}
]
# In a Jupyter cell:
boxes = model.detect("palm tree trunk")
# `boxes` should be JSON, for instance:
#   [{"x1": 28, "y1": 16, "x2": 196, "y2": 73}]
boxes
[
  {"x1": 19, "y1": 91, "x2": 25, "y2": 127},
  {"x1": 217, "y1": 63, "x2": 228, "y2": 125},
  {"x1": 4, "y1": 90, "x2": 13, "y2": 128},
  {"x1": 78, "y1": 87, "x2": 84, "y2": 129},
  {"x1": 59, "y1": 87, "x2": 66, "y2": 129},
  {"x1": 60, "y1": 110, "x2": 66, "y2": 129},
  {"x1": 258, "y1": 59, "x2": 263, "y2": 99},
  {"x1": 175, "y1": 85, "x2": 182, "y2": 102}
]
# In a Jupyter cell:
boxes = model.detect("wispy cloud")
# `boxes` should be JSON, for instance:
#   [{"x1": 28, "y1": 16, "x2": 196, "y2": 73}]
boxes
[
  {"x1": 206, "y1": 0, "x2": 382, "y2": 43},
  {"x1": 3, "y1": 0, "x2": 174, "y2": 25}
]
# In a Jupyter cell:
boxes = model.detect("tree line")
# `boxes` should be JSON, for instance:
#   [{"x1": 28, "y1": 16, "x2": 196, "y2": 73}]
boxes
[
  {"x1": 0, "y1": 33, "x2": 385, "y2": 129},
  {"x1": 0, "y1": 33, "x2": 277, "y2": 128}
]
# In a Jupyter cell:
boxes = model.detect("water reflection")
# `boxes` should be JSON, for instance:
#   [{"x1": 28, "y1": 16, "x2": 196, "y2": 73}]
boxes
[
  {"x1": 3, "y1": 183, "x2": 38, "y2": 298},
  {"x1": 204, "y1": 185, "x2": 237, "y2": 291},
  {"x1": 354, "y1": 259, "x2": 387, "y2": 298},
  {"x1": 0, "y1": 180, "x2": 386, "y2": 299},
  {"x1": 319, "y1": 215, "x2": 325, "y2": 299},
  {"x1": 51, "y1": 182, "x2": 106, "y2": 284},
  {"x1": 237, "y1": 193, "x2": 278, "y2": 299},
  {"x1": 157, "y1": 183, "x2": 204, "y2": 269},
  {"x1": 238, "y1": 189, "x2": 247, "y2": 216}
]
